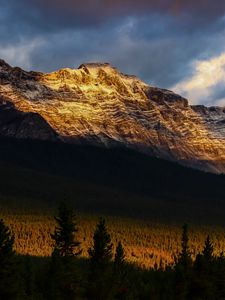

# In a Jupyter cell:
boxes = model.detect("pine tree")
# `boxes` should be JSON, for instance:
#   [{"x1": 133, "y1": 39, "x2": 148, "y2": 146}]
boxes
[
  {"x1": 87, "y1": 218, "x2": 113, "y2": 299},
  {"x1": 51, "y1": 202, "x2": 81, "y2": 257},
  {"x1": 191, "y1": 236, "x2": 215, "y2": 300},
  {"x1": 88, "y1": 217, "x2": 113, "y2": 267},
  {"x1": 177, "y1": 224, "x2": 192, "y2": 268},
  {"x1": 114, "y1": 241, "x2": 125, "y2": 267},
  {"x1": 202, "y1": 235, "x2": 214, "y2": 261},
  {"x1": 49, "y1": 203, "x2": 82, "y2": 299},
  {"x1": 0, "y1": 219, "x2": 18, "y2": 299},
  {"x1": 174, "y1": 224, "x2": 192, "y2": 300},
  {"x1": 113, "y1": 241, "x2": 127, "y2": 298}
]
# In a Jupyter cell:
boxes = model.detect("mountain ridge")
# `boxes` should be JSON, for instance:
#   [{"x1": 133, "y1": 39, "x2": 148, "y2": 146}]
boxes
[{"x1": 0, "y1": 59, "x2": 225, "y2": 174}]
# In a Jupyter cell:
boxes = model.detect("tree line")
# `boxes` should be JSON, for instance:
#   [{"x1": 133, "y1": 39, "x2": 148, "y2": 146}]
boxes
[{"x1": 0, "y1": 203, "x2": 225, "y2": 299}]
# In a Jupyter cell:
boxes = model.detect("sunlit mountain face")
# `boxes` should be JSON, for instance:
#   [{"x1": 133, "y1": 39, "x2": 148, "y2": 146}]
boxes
[{"x1": 0, "y1": 59, "x2": 224, "y2": 174}]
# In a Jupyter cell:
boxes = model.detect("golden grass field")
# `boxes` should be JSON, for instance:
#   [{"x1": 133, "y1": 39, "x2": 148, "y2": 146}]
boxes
[{"x1": 2, "y1": 212, "x2": 225, "y2": 269}]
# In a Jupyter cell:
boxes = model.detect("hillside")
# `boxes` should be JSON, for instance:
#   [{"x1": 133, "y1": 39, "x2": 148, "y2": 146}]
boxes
[{"x1": 0, "y1": 138, "x2": 225, "y2": 223}]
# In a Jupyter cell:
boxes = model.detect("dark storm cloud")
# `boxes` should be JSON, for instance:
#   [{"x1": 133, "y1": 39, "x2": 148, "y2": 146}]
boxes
[
  {"x1": 2, "y1": 0, "x2": 225, "y2": 48},
  {"x1": 0, "y1": 0, "x2": 225, "y2": 104},
  {"x1": 8, "y1": 0, "x2": 225, "y2": 23},
  {"x1": 3, "y1": 0, "x2": 225, "y2": 34}
]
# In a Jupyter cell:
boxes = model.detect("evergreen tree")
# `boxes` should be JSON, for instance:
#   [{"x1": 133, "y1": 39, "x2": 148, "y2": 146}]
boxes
[
  {"x1": 113, "y1": 242, "x2": 128, "y2": 300},
  {"x1": 88, "y1": 217, "x2": 113, "y2": 267},
  {"x1": 115, "y1": 241, "x2": 125, "y2": 267},
  {"x1": 49, "y1": 203, "x2": 82, "y2": 299},
  {"x1": 51, "y1": 202, "x2": 81, "y2": 257},
  {"x1": 174, "y1": 224, "x2": 192, "y2": 300},
  {"x1": 190, "y1": 237, "x2": 215, "y2": 300},
  {"x1": 202, "y1": 235, "x2": 214, "y2": 261},
  {"x1": 0, "y1": 219, "x2": 18, "y2": 299},
  {"x1": 177, "y1": 224, "x2": 192, "y2": 268},
  {"x1": 87, "y1": 218, "x2": 113, "y2": 299}
]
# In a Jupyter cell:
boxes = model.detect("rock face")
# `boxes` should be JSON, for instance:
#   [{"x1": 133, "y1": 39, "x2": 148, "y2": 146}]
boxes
[
  {"x1": 0, "y1": 97, "x2": 58, "y2": 141},
  {"x1": 0, "y1": 59, "x2": 225, "y2": 173}
]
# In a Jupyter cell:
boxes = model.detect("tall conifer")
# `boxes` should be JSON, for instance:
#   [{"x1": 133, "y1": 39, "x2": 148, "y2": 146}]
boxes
[
  {"x1": 88, "y1": 217, "x2": 113, "y2": 267},
  {"x1": 51, "y1": 202, "x2": 81, "y2": 257}
]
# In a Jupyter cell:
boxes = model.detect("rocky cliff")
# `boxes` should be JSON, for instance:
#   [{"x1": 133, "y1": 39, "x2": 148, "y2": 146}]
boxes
[{"x1": 0, "y1": 59, "x2": 224, "y2": 173}]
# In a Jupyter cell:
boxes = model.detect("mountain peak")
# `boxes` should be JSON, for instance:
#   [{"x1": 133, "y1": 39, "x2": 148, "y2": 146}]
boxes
[
  {"x1": 0, "y1": 58, "x2": 225, "y2": 174},
  {"x1": 78, "y1": 62, "x2": 113, "y2": 69},
  {"x1": 43, "y1": 61, "x2": 147, "y2": 98},
  {"x1": 78, "y1": 62, "x2": 120, "y2": 77}
]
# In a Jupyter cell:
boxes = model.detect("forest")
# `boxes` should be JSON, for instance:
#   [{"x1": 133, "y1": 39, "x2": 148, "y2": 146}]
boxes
[{"x1": 1, "y1": 203, "x2": 225, "y2": 300}]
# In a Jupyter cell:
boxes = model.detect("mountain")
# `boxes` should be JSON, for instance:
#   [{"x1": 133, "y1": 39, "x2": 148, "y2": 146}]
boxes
[
  {"x1": 0, "y1": 59, "x2": 225, "y2": 173},
  {"x1": 0, "y1": 98, "x2": 58, "y2": 140}
]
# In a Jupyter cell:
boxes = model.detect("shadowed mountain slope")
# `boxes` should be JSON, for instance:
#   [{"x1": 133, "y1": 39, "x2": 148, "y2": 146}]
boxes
[{"x1": 0, "y1": 138, "x2": 225, "y2": 223}]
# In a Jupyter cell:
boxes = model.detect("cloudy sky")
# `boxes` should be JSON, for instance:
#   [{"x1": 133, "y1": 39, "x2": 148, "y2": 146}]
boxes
[{"x1": 1, "y1": 0, "x2": 225, "y2": 105}]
